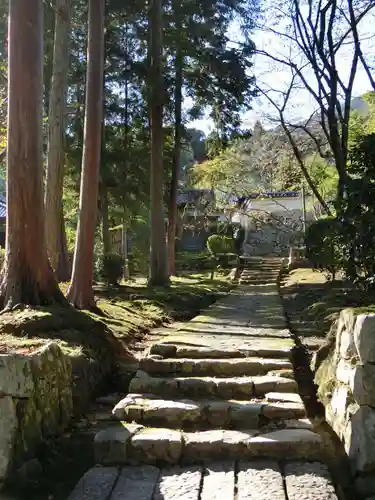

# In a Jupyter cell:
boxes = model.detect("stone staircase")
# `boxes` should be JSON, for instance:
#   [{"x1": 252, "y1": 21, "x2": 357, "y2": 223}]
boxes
[{"x1": 67, "y1": 259, "x2": 339, "y2": 500}]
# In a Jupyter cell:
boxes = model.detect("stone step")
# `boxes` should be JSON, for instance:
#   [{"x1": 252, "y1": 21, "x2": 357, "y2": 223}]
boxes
[
  {"x1": 112, "y1": 394, "x2": 305, "y2": 430},
  {"x1": 240, "y1": 273, "x2": 278, "y2": 278},
  {"x1": 149, "y1": 343, "x2": 292, "y2": 360},
  {"x1": 239, "y1": 279, "x2": 277, "y2": 284},
  {"x1": 94, "y1": 424, "x2": 326, "y2": 466},
  {"x1": 139, "y1": 357, "x2": 293, "y2": 377},
  {"x1": 67, "y1": 461, "x2": 338, "y2": 500},
  {"x1": 129, "y1": 371, "x2": 298, "y2": 399},
  {"x1": 241, "y1": 268, "x2": 279, "y2": 277}
]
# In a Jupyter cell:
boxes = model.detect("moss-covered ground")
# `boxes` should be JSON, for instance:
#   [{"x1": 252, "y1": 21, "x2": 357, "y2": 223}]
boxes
[
  {"x1": 280, "y1": 267, "x2": 375, "y2": 346},
  {"x1": 0, "y1": 273, "x2": 233, "y2": 359}
]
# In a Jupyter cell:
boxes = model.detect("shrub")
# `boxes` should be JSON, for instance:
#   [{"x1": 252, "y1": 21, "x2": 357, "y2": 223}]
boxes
[
  {"x1": 95, "y1": 252, "x2": 123, "y2": 285},
  {"x1": 305, "y1": 217, "x2": 344, "y2": 279},
  {"x1": 175, "y1": 251, "x2": 213, "y2": 271},
  {"x1": 206, "y1": 234, "x2": 235, "y2": 255}
]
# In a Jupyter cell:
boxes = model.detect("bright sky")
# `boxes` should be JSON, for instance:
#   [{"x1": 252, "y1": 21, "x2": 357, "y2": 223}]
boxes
[{"x1": 188, "y1": 5, "x2": 375, "y2": 135}]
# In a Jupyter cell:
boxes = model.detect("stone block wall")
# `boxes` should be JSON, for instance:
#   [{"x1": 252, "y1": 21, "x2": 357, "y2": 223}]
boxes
[
  {"x1": 0, "y1": 342, "x2": 73, "y2": 487},
  {"x1": 315, "y1": 310, "x2": 375, "y2": 499}
]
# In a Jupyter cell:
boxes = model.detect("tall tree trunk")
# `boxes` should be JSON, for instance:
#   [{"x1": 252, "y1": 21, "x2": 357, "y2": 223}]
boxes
[
  {"x1": 45, "y1": 0, "x2": 71, "y2": 282},
  {"x1": 167, "y1": 21, "x2": 183, "y2": 277},
  {"x1": 121, "y1": 223, "x2": 129, "y2": 281},
  {"x1": 100, "y1": 178, "x2": 110, "y2": 255},
  {"x1": 148, "y1": 0, "x2": 169, "y2": 286},
  {"x1": 67, "y1": 0, "x2": 105, "y2": 309},
  {"x1": 0, "y1": 0, "x2": 66, "y2": 310},
  {"x1": 122, "y1": 47, "x2": 130, "y2": 281}
]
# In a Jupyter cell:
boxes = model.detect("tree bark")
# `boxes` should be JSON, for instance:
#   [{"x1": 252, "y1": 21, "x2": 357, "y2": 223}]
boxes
[
  {"x1": 0, "y1": 0, "x2": 66, "y2": 310},
  {"x1": 100, "y1": 178, "x2": 110, "y2": 256},
  {"x1": 122, "y1": 222, "x2": 130, "y2": 281},
  {"x1": 45, "y1": 0, "x2": 71, "y2": 282},
  {"x1": 67, "y1": 0, "x2": 105, "y2": 309},
  {"x1": 167, "y1": 3, "x2": 183, "y2": 277},
  {"x1": 148, "y1": 0, "x2": 169, "y2": 286}
]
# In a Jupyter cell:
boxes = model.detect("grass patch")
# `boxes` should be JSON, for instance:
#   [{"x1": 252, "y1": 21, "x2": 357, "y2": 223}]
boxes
[
  {"x1": 0, "y1": 273, "x2": 233, "y2": 358},
  {"x1": 281, "y1": 267, "x2": 375, "y2": 341}
]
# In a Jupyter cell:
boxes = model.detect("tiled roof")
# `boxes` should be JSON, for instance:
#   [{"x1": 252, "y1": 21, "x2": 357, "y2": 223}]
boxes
[{"x1": 241, "y1": 191, "x2": 299, "y2": 201}]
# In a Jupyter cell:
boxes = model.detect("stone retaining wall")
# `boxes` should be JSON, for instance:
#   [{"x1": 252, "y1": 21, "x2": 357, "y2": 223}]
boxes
[
  {"x1": 0, "y1": 341, "x2": 113, "y2": 488},
  {"x1": 315, "y1": 310, "x2": 375, "y2": 499}
]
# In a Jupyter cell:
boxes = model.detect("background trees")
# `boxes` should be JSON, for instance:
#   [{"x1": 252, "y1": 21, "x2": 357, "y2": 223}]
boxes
[
  {"x1": 4, "y1": 0, "x2": 373, "y2": 306},
  {"x1": 0, "y1": 0, "x2": 260, "y2": 309}
]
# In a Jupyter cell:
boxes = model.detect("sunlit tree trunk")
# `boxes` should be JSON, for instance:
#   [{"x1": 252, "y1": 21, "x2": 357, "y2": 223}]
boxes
[
  {"x1": 148, "y1": 0, "x2": 169, "y2": 286},
  {"x1": 67, "y1": 0, "x2": 105, "y2": 309},
  {"x1": 167, "y1": 5, "x2": 183, "y2": 276},
  {"x1": 45, "y1": 0, "x2": 71, "y2": 282},
  {"x1": 0, "y1": 0, "x2": 66, "y2": 310}
]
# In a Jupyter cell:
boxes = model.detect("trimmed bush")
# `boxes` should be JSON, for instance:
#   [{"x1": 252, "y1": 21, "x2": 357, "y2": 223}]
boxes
[
  {"x1": 95, "y1": 252, "x2": 123, "y2": 285},
  {"x1": 305, "y1": 217, "x2": 344, "y2": 279},
  {"x1": 175, "y1": 251, "x2": 213, "y2": 271},
  {"x1": 206, "y1": 234, "x2": 235, "y2": 256}
]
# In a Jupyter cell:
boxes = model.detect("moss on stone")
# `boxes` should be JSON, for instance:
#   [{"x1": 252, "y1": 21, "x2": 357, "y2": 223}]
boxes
[{"x1": 315, "y1": 350, "x2": 337, "y2": 405}]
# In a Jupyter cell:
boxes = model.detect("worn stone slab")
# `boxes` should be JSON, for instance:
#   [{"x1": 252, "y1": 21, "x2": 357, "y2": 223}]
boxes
[
  {"x1": 148, "y1": 334, "x2": 294, "y2": 354},
  {"x1": 182, "y1": 429, "x2": 258, "y2": 462},
  {"x1": 262, "y1": 402, "x2": 306, "y2": 420},
  {"x1": 112, "y1": 395, "x2": 296, "y2": 429},
  {"x1": 129, "y1": 371, "x2": 178, "y2": 395},
  {"x1": 109, "y1": 465, "x2": 159, "y2": 500},
  {"x1": 267, "y1": 369, "x2": 295, "y2": 379},
  {"x1": 130, "y1": 428, "x2": 183, "y2": 465},
  {"x1": 215, "y1": 377, "x2": 255, "y2": 399},
  {"x1": 139, "y1": 357, "x2": 292, "y2": 378},
  {"x1": 0, "y1": 356, "x2": 34, "y2": 397},
  {"x1": 128, "y1": 372, "x2": 297, "y2": 400},
  {"x1": 204, "y1": 401, "x2": 232, "y2": 427},
  {"x1": 248, "y1": 429, "x2": 323, "y2": 460},
  {"x1": 284, "y1": 462, "x2": 338, "y2": 499},
  {"x1": 345, "y1": 405, "x2": 375, "y2": 472},
  {"x1": 0, "y1": 396, "x2": 17, "y2": 482},
  {"x1": 237, "y1": 460, "x2": 286, "y2": 500},
  {"x1": 282, "y1": 418, "x2": 314, "y2": 430},
  {"x1": 252, "y1": 376, "x2": 298, "y2": 396},
  {"x1": 200, "y1": 462, "x2": 235, "y2": 500},
  {"x1": 353, "y1": 314, "x2": 375, "y2": 364},
  {"x1": 150, "y1": 344, "x2": 291, "y2": 360},
  {"x1": 94, "y1": 424, "x2": 143, "y2": 465},
  {"x1": 177, "y1": 377, "x2": 218, "y2": 397},
  {"x1": 67, "y1": 467, "x2": 119, "y2": 500},
  {"x1": 113, "y1": 395, "x2": 202, "y2": 427},
  {"x1": 265, "y1": 392, "x2": 303, "y2": 404},
  {"x1": 153, "y1": 466, "x2": 202, "y2": 500},
  {"x1": 228, "y1": 402, "x2": 262, "y2": 428}
]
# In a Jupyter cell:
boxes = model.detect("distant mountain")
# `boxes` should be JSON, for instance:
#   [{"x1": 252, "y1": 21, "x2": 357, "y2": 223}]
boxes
[{"x1": 350, "y1": 96, "x2": 369, "y2": 116}]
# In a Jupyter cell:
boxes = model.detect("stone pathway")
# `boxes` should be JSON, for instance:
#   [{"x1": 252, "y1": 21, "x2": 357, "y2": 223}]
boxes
[{"x1": 67, "y1": 259, "x2": 339, "y2": 500}]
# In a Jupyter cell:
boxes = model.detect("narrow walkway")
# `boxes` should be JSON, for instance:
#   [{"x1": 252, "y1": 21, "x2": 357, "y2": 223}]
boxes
[{"x1": 67, "y1": 259, "x2": 338, "y2": 500}]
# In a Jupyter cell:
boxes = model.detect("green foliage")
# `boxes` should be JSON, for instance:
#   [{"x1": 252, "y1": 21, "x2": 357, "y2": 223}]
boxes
[
  {"x1": 305, "y1": 218, "x2": 344, "y2": 279},
  {"x1": 340, "y1": 133, "x2": 375, "y2": 283},
  {"x1": 175, "y1": 250, "x2": 213, "y2": 271},
  {"x1": 206, "y1": 234, "x2": 235, "y2": 255},
  {"x1": 95, "y1": 252, "x2": 123, "y2": 285}
]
